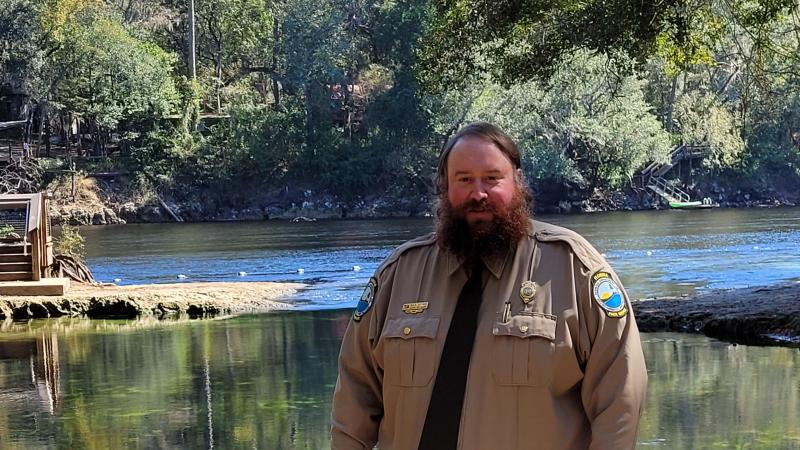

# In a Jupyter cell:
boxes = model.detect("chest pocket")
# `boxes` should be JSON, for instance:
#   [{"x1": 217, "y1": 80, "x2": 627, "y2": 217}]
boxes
[
  {"x1": 381, "y1": 317, "x2": 440, "y2": 387},
  {"x1": 492, "y1": 313, "x2": 557, "y2": 387}
]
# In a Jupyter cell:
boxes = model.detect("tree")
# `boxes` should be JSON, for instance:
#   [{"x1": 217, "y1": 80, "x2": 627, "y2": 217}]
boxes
[
  {"x1": 446, "y1": 52, "x2": 672, "y2": 191},
  {"x1": 417, "y1": 0, "x2": 798, "y2": 91},
  {"x1": 42, "y1": 1, "x2": 179, "y2": 155}
]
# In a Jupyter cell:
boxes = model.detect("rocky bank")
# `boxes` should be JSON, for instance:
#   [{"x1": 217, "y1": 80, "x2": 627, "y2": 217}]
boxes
[
  {"x1": 43, "y1": 171, "x2": 800, "y2": 225},
  {"x1": 0, "y1": 282, "x2": 304, "y2": 320},
  {"x1": 633, "y1": 282, "x2": 800, "y2": 347}
]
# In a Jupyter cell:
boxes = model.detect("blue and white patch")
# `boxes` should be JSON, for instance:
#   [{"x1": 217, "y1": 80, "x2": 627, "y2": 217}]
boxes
[
  {"x1": 353, "y1": 277, "x2": 377, "y2": 322},
  {"x1": 591, "y1": 271, "x2": 628, "y2": 318}
]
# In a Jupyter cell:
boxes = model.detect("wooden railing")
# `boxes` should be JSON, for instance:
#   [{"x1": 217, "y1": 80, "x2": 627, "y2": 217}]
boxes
[{"x1": 0, "y1": 193, "x2": 54, "y2": 280}]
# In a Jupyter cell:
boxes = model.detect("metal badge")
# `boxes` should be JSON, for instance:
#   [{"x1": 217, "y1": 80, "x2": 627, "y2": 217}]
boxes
[
  {"x1": 519, "y1": 280, "x2": 536, "y2": 304},
  {"x1": 402, "y1": 302, "x2": 429, "y2": 314}
]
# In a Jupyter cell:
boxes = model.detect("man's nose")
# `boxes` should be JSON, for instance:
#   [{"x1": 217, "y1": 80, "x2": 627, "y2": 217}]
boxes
[{"x1": 469, "y1": 181, "x2": 489, "y2": 201}]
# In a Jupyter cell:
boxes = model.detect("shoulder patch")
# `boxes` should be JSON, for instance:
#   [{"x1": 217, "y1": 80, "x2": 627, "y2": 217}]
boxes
[
  {"x1": 591, "y1": 271, "x2": 628, "y2": 318},
  {"x1": 353, "y1": 277, "x2": 377, "y2": 322}
]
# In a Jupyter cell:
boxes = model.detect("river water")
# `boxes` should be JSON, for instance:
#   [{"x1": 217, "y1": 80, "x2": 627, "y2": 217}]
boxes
[{"x1": 1, "y1": 207, "x2": 799, "y2": 449}]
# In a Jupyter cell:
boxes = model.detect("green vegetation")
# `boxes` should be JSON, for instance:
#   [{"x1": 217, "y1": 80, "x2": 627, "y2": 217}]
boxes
[
  {"x1": 53, "y1": 224, "x2": 86, "y2": 259},
  {"x1": 0, "y1": 224, "x2": 14, "y2": 238},
  {"x1": 2, "y1": 0, "x2": 799, "y2": 209}
]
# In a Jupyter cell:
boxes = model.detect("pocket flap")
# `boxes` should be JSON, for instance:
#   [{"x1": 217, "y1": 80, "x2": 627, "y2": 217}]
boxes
[
  {"x1": 383, "y1": 317, "x2": 440, "y2": 340},
  {"x1": 493, "y1": 313, "x2": 557, "y2": 340}
]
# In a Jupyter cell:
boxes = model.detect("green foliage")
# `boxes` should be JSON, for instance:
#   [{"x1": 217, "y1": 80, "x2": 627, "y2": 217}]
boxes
[
  {"x1": 4, "y1": 0, "x2": 800, "y2": 209},
  {"x1": 672, "y1": 91, "x2": 744, "y2": 167},
  {"x1": 448, "y1": 52, "x2": 672, "y2": 190},
  {"x1": 417, "y1": 0, "x2": 799, "y2": 91},
  {"x1": 183, "y1": 99, "x2": 305, "y2": 195},
  {"x1": 48, "y1": 4, "x2": 179, "y2": 128},
  {"x1": 0, "y1": 224, "x2": 15, "y2": 238},
  {"x1": 54, "y1": 224, "x2": 86, "y2": 259}
]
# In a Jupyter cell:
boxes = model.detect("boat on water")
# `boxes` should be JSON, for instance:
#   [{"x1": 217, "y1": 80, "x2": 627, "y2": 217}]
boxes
[{"x1": 669, "y1": 198, "x2": 718, "y2": 209}]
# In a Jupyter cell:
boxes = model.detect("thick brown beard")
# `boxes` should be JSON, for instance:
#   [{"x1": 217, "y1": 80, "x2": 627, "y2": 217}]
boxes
[{"x1": 436, "y1": 187, "x2": 532, "y2": 264}]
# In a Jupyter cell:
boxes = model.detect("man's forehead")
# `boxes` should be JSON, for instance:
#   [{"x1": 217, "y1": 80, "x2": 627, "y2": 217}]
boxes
[{"x1": 447, "y1": 139, "x2": 514, "y2": 173}]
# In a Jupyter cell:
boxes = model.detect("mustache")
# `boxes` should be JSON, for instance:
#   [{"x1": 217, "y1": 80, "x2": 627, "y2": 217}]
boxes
[{"x1": 455, "y1": 198, "x2": 497, "y2": 214}]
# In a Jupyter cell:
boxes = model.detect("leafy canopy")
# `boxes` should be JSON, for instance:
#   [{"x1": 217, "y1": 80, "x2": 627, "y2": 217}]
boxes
[{"x1": 417, "y1": 0, "x2": 798, "y2": 91}]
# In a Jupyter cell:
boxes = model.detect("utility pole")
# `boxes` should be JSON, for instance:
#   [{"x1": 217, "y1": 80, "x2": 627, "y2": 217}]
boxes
[{"x1": 188, "y1": 0, "x2": 197, "y2": 79}]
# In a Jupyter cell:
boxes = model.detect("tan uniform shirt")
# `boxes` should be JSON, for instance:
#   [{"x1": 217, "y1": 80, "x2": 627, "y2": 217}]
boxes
[{"x1": 331, "y1": 220, "x2": 647, "y2": 450}]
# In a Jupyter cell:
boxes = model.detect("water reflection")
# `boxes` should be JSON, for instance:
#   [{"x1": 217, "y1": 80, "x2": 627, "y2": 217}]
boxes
[
  {"x1": 1, "y1": 311, "x2": 799, "y2": 449},
  {"x1": 0, "y1": 332, "x2": 61, "y2": 415},
  {"x1": 639, "y1": 334, "x2": 800, "y2": 449}
]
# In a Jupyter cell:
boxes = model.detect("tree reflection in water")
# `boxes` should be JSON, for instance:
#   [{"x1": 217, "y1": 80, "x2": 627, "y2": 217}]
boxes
[{"x1": 0, "y1": 313, "x2": 798, "y2": 449}]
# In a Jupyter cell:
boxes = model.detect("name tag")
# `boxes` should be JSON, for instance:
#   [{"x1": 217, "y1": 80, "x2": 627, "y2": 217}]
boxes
[{"x1": 402, "y1": 302, "x2": 429, "y2": 314}]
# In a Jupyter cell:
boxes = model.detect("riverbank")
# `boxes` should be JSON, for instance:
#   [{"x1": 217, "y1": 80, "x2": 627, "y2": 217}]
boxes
[
  {"x1": 3, "y1": 279, "x2": 799, "y2": 348},
  {"x1": 633, "y1": 282, "x2": 800, "y2": 347},
  {"x1": 0, "y1": 281, "x2": 304, "y2": 320},
  {"x1": 44, "y1": 172, "x2": 799, "y2": 225}
]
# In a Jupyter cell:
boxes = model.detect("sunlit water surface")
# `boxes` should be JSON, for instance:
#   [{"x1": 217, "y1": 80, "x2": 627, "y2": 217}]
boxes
[{"x1": 81, "y1": 207, "x2": 800, "y2": 306}]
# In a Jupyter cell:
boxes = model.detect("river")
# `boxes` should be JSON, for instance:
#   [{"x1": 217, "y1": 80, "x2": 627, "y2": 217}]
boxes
[{"x1": 1, "y1": 207, "x2": 799, "y2": 449}]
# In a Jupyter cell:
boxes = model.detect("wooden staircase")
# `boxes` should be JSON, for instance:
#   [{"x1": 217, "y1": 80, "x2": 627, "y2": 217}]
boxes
[
  {"x1": 641, "y1": 144, "x2": 709, "y2": 206},
  {"x1": 0, "y1": 241, "x2": 33, "y2": 281},
  {"x1": 0, "y1": 193, "x2": 69, "y2": 295},
  {"x1": 646, "y1": 176, "x2": 691, "y2": 204}
]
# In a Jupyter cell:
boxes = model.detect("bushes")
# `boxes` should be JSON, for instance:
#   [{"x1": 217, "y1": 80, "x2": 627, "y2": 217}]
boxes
[{"x1": 54, "y1": 224, "x2": 86, "y2": 260}]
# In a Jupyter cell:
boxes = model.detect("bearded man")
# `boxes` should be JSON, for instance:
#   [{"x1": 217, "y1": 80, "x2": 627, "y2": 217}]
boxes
[{"x1": 331, "y1": 122, "x2": 647, "y2": 450}]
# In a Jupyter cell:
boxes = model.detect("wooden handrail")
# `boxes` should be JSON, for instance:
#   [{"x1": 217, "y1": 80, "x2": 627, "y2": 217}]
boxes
[{"x1": 0, "y1": 192, "x2": 53, "y2": 279}]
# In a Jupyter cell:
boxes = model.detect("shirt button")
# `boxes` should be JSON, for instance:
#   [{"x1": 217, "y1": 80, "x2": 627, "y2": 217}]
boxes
[
  {"x1": 403, "y1": 327, "x2": 411, "y2": 336},
  {"x1": 519, "y1": 325, "x2": 529, "y2": 334}
]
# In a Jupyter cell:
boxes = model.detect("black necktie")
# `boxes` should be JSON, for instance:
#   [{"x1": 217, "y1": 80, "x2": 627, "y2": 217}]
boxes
[{"x1": 418, "y1": 262, "x2": 485, "y2": 450}]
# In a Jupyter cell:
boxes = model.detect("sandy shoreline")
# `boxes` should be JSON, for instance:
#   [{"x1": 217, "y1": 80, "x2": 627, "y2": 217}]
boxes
[{"x1": 0, "y1": 281, "x2": 304, "y2": 320}]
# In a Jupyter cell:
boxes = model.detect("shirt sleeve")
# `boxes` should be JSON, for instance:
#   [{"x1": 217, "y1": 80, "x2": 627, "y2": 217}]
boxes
[
  {"x1": 330, "y1": 264, "x2": 395, "y2": 450},
  {"x1": 577, "y1": 262, "x2": 648, "y2": 450}
]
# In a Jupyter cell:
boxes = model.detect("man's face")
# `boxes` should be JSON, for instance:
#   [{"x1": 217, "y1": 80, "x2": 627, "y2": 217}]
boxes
[{"x1": 446, "y1": 135, "x2": 517, "y2": 226}]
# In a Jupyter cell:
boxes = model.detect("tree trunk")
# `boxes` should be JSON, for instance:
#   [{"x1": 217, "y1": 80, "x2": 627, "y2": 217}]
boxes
[
  {"x1": 665, "y1": 76, "x2": 677, "y2": 132},
  {"x1": 215, "y1": 33, "x2": 223, "y2": 113},
  {"x1": 61, "y1": 115, "x2": 69, "y2": 154},
  {"x1": 92, "y1": 120, "x2": 101, "y2": 157},
  {"x1": 35, "y1": 104, "x2": 45, "y2": 158},
  {"x1": 188, "y1": 0, "x2": 197, "y2": 79},
  {"x1": 23, "y1": 102, "x2": 33, "y2": 144},
  {"x1": 304, "y1": 83, "x2": 313, "y2": 136},
  {"x1": 77, "y1": 118, "x2": 84, "y2": 157},
  {"x1": 271, "y1": 18, "x2": 282, "y2": 111},
  {"x1": 45, "y1": 108, "x2": 51, "y2": 157}
]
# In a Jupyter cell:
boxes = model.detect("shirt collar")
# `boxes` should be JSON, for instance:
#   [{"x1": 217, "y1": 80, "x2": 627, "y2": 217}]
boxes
[
  {"x1": 443, "y1": 219, "x2": 536, "y2": 278},
  {"x1": 445, "y1": 247, "x2": 511, "y2": 279}
]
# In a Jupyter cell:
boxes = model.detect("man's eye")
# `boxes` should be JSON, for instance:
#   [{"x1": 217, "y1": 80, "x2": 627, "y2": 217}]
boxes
[{"x1": 458, "y1": 177, "x2": 471, "y2": 183}]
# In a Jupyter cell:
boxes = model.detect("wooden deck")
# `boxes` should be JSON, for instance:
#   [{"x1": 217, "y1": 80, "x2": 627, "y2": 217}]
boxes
[{"x1": 0, "y1": 278, "x2": 70, "y2": 296}]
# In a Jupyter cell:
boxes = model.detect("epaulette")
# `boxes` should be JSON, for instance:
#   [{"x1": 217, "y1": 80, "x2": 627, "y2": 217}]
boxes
[
  {"x1": 532, "y1": 220, "x2": 607, "y2": 272},
  {"x1": 374, "y1": 232, "x2": 438, "y2": 278}
]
